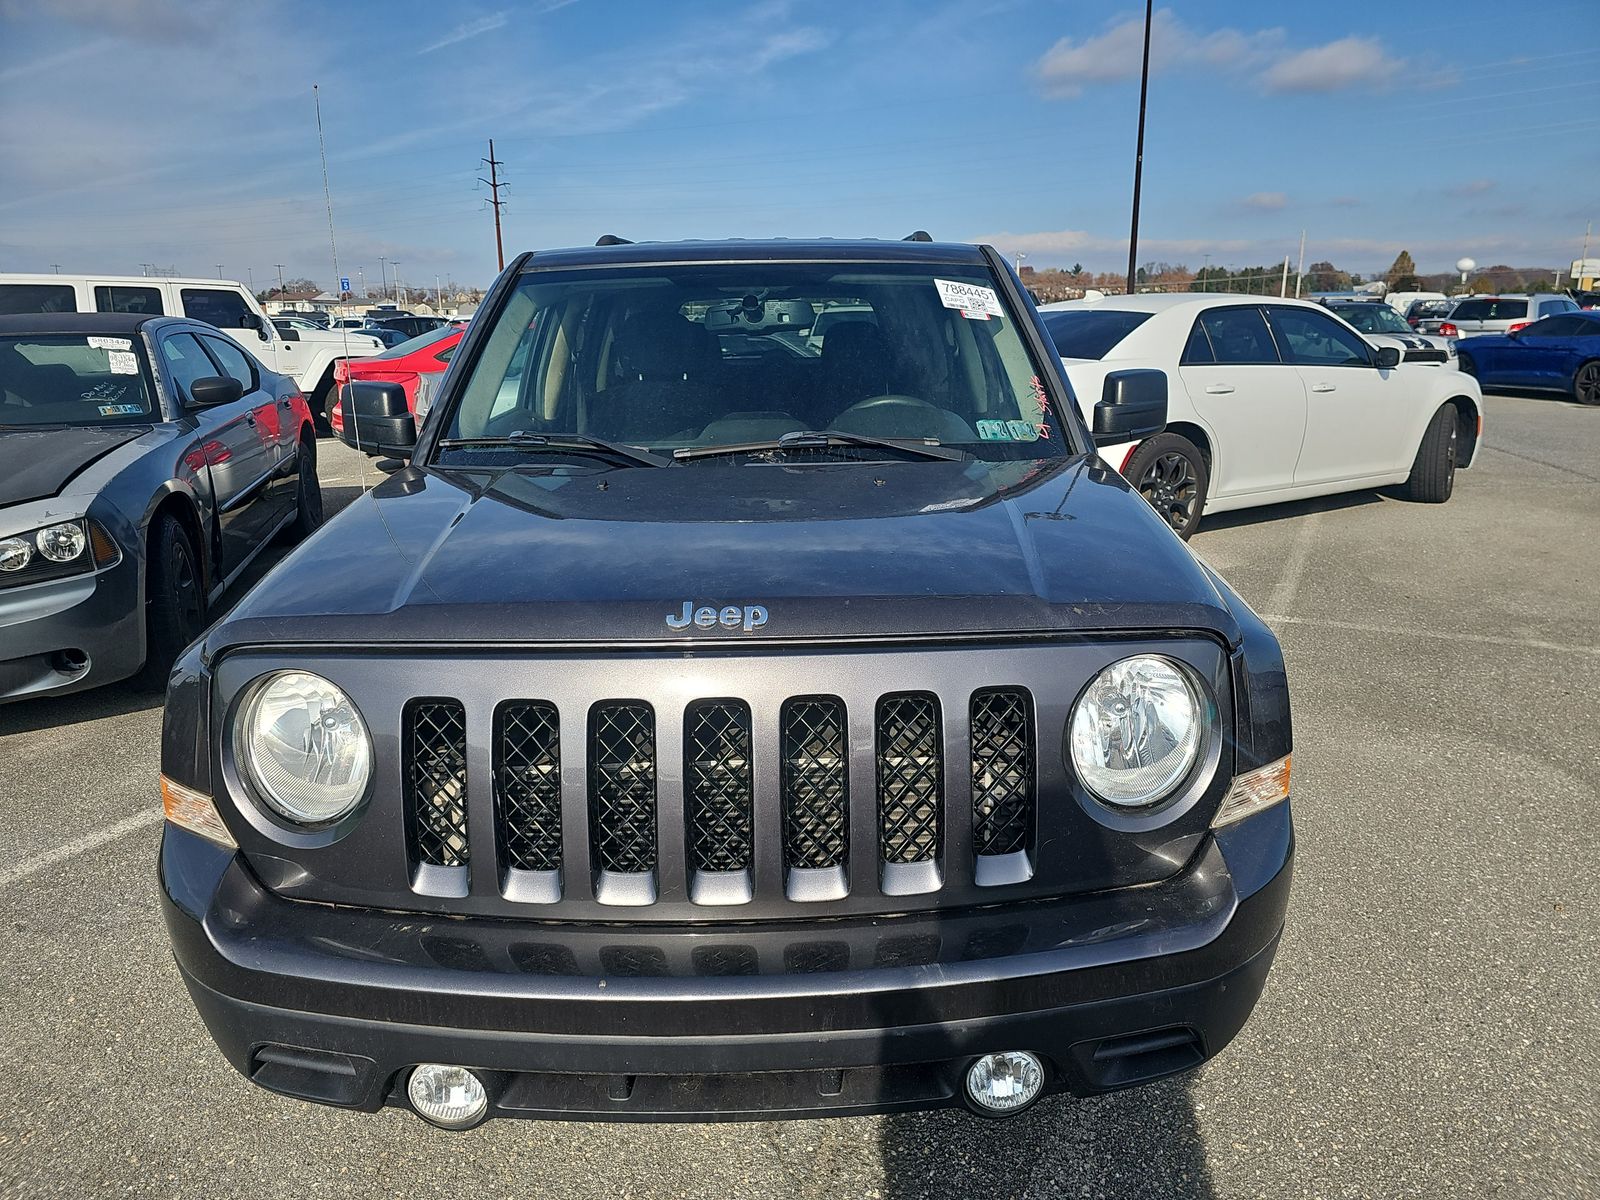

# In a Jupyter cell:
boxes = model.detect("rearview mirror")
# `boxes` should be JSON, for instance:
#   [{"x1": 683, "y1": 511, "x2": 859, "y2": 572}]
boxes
[
  {"x1": 187, "y1": 375, "x2": 244, "y2": 407},
  {"x1": 1093, "y1": 369, "x2": 1167, "y2": 446},
  {"x1": 337, "y1": 381, "x2": 416, "y2": 458},
  {"x1": 1374, "y1": 345, "x2": 1401, "y2": 369}
]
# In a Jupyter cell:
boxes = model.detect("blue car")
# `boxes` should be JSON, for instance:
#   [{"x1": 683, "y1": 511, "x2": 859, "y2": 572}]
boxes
[{"x1": 1458, "y1": 310, "x2": 1600, "y2": 405}]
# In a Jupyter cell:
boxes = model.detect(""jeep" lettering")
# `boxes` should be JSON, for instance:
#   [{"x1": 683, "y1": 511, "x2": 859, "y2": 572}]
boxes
[{"x1": 665, "y1": 600, "x2": 769, "y2": 632}]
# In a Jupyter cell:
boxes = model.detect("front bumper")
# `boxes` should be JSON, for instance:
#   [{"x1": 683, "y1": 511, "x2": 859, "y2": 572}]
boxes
[
  {"x1": 162, "y1": 802, "x2": 1292, "y2": 1123},
  {"x1": 0, "y1": 558, "x2": 142, "y2": 702}
]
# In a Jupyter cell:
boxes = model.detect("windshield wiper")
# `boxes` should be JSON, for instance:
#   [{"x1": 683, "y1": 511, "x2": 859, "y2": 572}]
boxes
[
  {"x1": 674, "y1": 429, "x2": 966, "y2": 463},
  {"x1": 436, "y1": 431, "x2": 672, "y2": 468}
]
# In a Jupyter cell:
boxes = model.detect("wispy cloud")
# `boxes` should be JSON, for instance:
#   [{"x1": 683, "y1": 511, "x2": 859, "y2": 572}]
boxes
[
  {"x1": 419, "y1": 10, "x2": 510, "y2": 55},
  {"x1": 1242, "y1": 192, "x2": 1289, "y2": 211},
  {"x1": 0, "y1": 35, "x2": 113, "y2": 82},
  {"x1": 1447, "y1": 179, "x2": 1496, "y2": 197},
  {"x1": 1033, "y1": 8, "x2": 1406, "y2": 100},
  {"x1": 1261, "y1": 36, "x2": 1403, "y2": 94}
]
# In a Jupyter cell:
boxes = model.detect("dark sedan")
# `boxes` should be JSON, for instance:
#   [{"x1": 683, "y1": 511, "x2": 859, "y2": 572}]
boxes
[
  {"x1": 1457, "y1": 311, "x2": 1600, "y2": 405},
  {"x1": 0, "y1": 312, "x2": 320, "y2": 702}
]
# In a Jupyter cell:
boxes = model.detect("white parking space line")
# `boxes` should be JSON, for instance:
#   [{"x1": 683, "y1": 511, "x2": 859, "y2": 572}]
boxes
[
  {"x1": 1263, "y1": 509, "x2": 1323, "y2": 617},
  {"x1": 0, "y1": 808, "x2": 161, "y2": 892},
  {"x1": 1261, "y1": 613, "x2": 1600, "y2": 658}
]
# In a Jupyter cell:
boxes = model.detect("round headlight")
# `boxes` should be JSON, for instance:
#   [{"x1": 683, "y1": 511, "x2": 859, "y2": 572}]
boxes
[
  {"x1": 36, "y1": 523, "x2": 87, "y2": 562},
  {"x1": 1069, "y1": 655, "x2": 1208, "y2": 808},
  {"x1": 0, "y1": 538, "x2": 31, "y2": 572},
  {"x1": 235, "y1": 671, "x2": 372, "y2": 825}
]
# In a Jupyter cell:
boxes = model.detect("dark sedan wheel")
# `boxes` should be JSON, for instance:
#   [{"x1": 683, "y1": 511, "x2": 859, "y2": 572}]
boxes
[
  {"x1": 135, "y1": 517, "x2": 206, "y2": 691},
  {"x1": 1575, "y1": 361, "x2": 1600, "y2": 406},
  {"x1": 1123, "y1": 433, "x2": 1210, "y2": 540},
  {"x1": 283, "y1": 435, "x2": 324, "y2": 541}
]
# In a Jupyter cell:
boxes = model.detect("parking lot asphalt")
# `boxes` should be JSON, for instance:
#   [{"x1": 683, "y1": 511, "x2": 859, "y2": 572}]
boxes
[{"x1": 1, "y1": 393, "x2": 1595, "y2": 1199}]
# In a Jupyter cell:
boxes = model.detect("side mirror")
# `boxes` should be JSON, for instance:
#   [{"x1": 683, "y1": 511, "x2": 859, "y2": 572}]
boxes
[
  {"x1": 238, "y1": 312, "x2": 262, "y2": 330},
  {"x1": 1093, "y1": 369, "x2": 1167, "y2": 446},
  {"x1": 337, "y1": 380, "x2": 416, "y2": 458},
  {"x1": 1374, "y1": 345, "x2": 1402, "y2": 369},
  {"x1": 188, "y1": 375, "x2": 244, "y2": 407}
]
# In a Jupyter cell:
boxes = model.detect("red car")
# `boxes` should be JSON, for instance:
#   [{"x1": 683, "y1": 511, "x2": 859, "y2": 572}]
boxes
[{"x1": 330, "y1": 326, "x2": 462, "y2": 433}]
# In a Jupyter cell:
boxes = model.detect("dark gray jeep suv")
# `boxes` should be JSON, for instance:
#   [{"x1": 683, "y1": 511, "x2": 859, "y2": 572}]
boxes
[{"x1": 159, "y1": 237, "x2": 1293, "y2": 1127}]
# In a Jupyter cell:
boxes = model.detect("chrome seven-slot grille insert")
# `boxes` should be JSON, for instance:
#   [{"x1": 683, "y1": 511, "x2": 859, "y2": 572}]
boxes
[{"x1": 403, "y1": 688, "x2": 1036, "y2": 905}]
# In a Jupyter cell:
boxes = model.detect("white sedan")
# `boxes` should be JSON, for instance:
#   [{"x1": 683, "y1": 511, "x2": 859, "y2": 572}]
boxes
[{"x1": 1039, "y1": 293, "x2": 1484, "y2": 538}]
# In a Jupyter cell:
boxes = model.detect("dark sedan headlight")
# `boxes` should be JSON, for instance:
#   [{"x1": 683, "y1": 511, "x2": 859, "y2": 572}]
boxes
[
  {"x1": 1068, "y1": 654, "x2": 1215, "y2": 808},
  {"x1": 0, "y1": 520, "x2": 119, "y2": 586}
]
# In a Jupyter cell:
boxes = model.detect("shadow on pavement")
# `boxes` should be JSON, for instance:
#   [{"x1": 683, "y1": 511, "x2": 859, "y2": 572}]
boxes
[
  {"x1": 1195, "y1": 488, "x2": 1385, "y2": 534},
  {"x1": 875, "y1": 1074, "x2": 1214, "y2": 1198}
]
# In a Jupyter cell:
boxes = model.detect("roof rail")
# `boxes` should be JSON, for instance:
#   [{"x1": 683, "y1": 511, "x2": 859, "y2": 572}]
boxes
[
  {"x1": 902, "y1": 230, "x2": 932, "y2": 242},
  {"x1": 595, "y1": 234, "x2": 633, "y2": 246}
]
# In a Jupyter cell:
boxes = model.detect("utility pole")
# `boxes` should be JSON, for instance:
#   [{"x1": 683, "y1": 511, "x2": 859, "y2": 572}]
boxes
[
  {"x1": 1294, "y1": 230, "x2": 1306, "y2": 298},
  {"x1": 379, "y1": 257, "x2": 388, "y2": 299},
  {"x1": 435, "y1": 274, "x2": 442, "y2": 311},
  {"x1": 1124, "y1": 0, "x2": 1153, "y2": 296},
  {"x1": 216, "y1": 264, "x2": 224, "y2": 279},
  {"x1": 480, "y1": 139, "x2": 506, "y2": 272},
  {"x1": 1280, "y1": 255, "x2": 1290, "y2": 298},
  {"x1": 247, "y1": 267, "x2": 255, "y2": 293},
  {"x1": 392, "y1": 261, "x2": 402, "y2": 305},
  {"x1": 358, "y1": 266, "x2": 366, "y2": 297},
  {"x1": 50, "y1": 263, "x2": 61, "y2": 274},
  {"x1": 275, "y1": 264, "x2": 286, "y2": 295}
]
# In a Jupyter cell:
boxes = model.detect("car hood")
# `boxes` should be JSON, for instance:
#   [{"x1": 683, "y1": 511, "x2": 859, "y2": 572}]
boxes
[
  {"x1": 214, "y1": 455, "x2": 1243, "y2": 649},
  {"x1": 0, "y1": 426, "x2": 153, "y2": 508}
]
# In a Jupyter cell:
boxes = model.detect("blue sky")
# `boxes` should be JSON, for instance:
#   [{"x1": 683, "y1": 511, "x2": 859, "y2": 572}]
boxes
[{"x1": 2, "y1": 0, "x2": 1596, "y2": 291}]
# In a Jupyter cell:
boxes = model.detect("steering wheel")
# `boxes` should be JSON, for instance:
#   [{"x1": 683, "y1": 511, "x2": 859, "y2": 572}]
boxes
[
  {"x1": 838, "y1": 393, "x2": 940, "y2": 418},
  {"x1": 833, "y1": 394, "x2": 974, "y2": 443}
]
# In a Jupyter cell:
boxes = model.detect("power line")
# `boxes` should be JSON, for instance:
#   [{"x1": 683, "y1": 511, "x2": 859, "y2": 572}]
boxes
[{"x1": 479, "y1": 139, "x2": 506, "y2": 272}]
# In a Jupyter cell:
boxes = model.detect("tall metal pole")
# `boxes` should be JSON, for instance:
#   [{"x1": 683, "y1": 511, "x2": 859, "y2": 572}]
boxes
[
  {"x1": 275, "y1": 263, "x2": 286, "y2": 294},
  {"x1": 392, "y1": 262, "x2": 402, "y2": 304},
  {"x1": 379, "y1": 257, "x2": 388, "y2": 298},
  {"x1": 1294, "y1": 230, "x2": 1306, "y2": 298},
  {"x1": 1124, "y1": 0, "x2": 1153, "y2": 295},
  {"x1": 480, "y1": 139, "x2": 506, "y2": 272}
]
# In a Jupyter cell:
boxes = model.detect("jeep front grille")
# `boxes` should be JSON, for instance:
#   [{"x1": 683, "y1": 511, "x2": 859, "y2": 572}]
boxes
[
  {"x1": 405, "y1": 700, "x2": 469, "y2": 867},
  {"x1": 684, "y1": 701, "x2": 754, "y2": 873},
  {"x1": 404, "y1": 684, "x2": 1045, "y2": 903},
  {"x1": 495, "y1": 701, "x2": 562, "y2": 872},
  {"x1": 876, "y1": 693, "x2": 943, "y2": 865},
  {"x1": 780, "y1": 698, "x2": 848, "y2": 869},
  {"x1": 970, "y1": 688, "x2": 1034, "y2": 857},
  {"x1": 588, "y1": 702, "x2": 657, "y2": 874}
]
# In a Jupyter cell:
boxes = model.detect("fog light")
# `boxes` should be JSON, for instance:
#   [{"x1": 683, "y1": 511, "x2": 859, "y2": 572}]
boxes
[
  {"x1": 407, "y1": 1064, "x2": 487, "y2": 1129},
  {"x1": 965, "y1": 1051, "x2": 1045, "y2": 1115}
]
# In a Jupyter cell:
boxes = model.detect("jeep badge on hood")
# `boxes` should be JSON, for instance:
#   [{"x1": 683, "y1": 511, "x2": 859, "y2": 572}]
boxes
[{"x1": 666, "y1": 600, "x2": 769, "y2": 632}]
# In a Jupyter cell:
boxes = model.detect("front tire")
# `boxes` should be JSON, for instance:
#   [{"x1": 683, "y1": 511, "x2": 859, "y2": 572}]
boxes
[
  {"x1": 282, "y1": 435, "x2": 324, "y2": 542},
  {"x1": 135, "y1": 517, "x2": 206, "y2": 692},
  {"x1": 1122, "y1": 433, "x2": 1210, "y2": 540},
  {"x1": 1574, "y1": 360, "x2": 1600, "y2": 406},
  {"x1": 1404, "y1": 404, "x2": 1458, "y2": 503}
]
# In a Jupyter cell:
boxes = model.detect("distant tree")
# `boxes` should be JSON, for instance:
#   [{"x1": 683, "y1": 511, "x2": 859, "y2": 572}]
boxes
[
  {"x1": 1304, "y1": 261, "x2": 1351, "y2": 292},
  {"x1": 1467, "y1": 275, "x2": 1497, "y2": 293},
  {"x1": 1070, "y1": 263, "x2": 1084, "y2": 281},
  {"x1": 283, "y1": 277, "x2": 318, "y2": 294},
  {"x1": 1384, "y1": 250, "x2": 1420, "y2": 292}
]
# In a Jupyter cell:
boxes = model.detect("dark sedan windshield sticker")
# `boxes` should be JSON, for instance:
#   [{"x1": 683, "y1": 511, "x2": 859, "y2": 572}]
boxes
[
  {"x1": 666, "y1": 601, "x2": 769, "y2": 632},
  {"x1": 977, "y1": 420, "x2": 1041, "y2": 442}
]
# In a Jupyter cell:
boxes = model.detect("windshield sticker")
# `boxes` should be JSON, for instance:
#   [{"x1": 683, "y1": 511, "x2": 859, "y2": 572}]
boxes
[
  {"x1": 935, "y1": 278, "x2": 1003, "y2": 318},
  {"x1": 107, "y1": 350, "x2": 139, "y2": 375},
  {"x1": 1030, "y1": 375, "x2": 1053, "y2": 439},
  {"x1": 88, "y1": 336, "x2": 133, "y2": 351},
  {"x1": 97, "y1": 403, "x2": 143, "y2": 416},
  {"x1": 977, "y1": 419, "x2": 1041, "y2": 442}
]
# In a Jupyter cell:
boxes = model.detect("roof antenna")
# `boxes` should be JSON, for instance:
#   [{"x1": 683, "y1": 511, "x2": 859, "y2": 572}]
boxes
[
  {"x1": 903, "y1": 230, "x2": 932, "y2": 242},
  {"x1": 596, "y1": 234, "x2": 633, "y2": 246},
  {"x1": 314, "y1": 83, "x2": 373, "y2": 495}
]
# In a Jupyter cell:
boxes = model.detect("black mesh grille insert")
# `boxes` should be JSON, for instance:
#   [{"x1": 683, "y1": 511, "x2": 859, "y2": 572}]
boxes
[
  {"x1": 495, "y1": 702, "x2": 562, "y2": 872},
  {"x1": 876, "y1": 693, "x2": 942, "y2": 864},
  {"x1": 684, "y1": 701, "x2": 754, "y2": 873},
  {"x1": 970, "y1": 688, "x2": 1035, "y2": 857},
  {"x1": 588, "y1": 702, "x2": 657, "y2": 874},
  {"x1": 781, "y1": 698, "x2": 849, "y2": 869},
  {"x1": 405, "y1": 701, "x2": 469, "y2": 867}
]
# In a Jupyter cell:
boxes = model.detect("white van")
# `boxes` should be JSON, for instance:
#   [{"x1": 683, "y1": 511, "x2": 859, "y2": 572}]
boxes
[{"x1": 0, "y1": 274, "x2": 381, "y2": 421}]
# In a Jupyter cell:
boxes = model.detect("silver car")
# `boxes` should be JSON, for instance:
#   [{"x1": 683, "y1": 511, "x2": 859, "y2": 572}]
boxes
[{"x1": 1441, "y1": 294, "x2": 1580, "y2": 337}]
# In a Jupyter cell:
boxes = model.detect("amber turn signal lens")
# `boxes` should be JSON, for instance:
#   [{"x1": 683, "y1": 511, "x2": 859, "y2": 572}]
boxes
[
  {"x1": 1211, "y1": 755, "x2": 1291, "y2": 829},
  {"x1": 161, "y1": 775, "x2": 237, "y2": 849},
  {"x1": 88, "y1": 520, "x2": 121, "y2": 568}
]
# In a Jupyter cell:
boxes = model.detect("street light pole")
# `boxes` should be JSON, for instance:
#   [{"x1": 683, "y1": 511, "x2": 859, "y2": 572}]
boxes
[{"x1": 1124, "y1": 0, "x2": 1153, "y2": 295}]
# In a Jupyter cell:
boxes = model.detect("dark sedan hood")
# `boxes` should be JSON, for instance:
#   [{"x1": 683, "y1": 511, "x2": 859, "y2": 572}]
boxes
[
  {"x1": 0, "y1": 426, "x2": 152, "y2": 507},
  {"x1": 216, "y1": 456, "x2": 1241, "y2": 648}
]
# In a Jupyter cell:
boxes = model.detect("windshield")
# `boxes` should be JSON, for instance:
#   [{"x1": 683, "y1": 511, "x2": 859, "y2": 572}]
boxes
[
  {"x1": 442, "y1": 262, "x2": 1069, "y2": 463},
  {"x1": 1332, "y1": 305, "x2": 1410, "y2": 334},
  {"x1": 0, "y1": 333, "x2": 156, "y2": 426},
  {"x1": 1039, "y1": 309, "x2": 1152, "y2": 359},
  {"x1": 374, "y1": 325, "x2": 458, "y2": 360}
]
